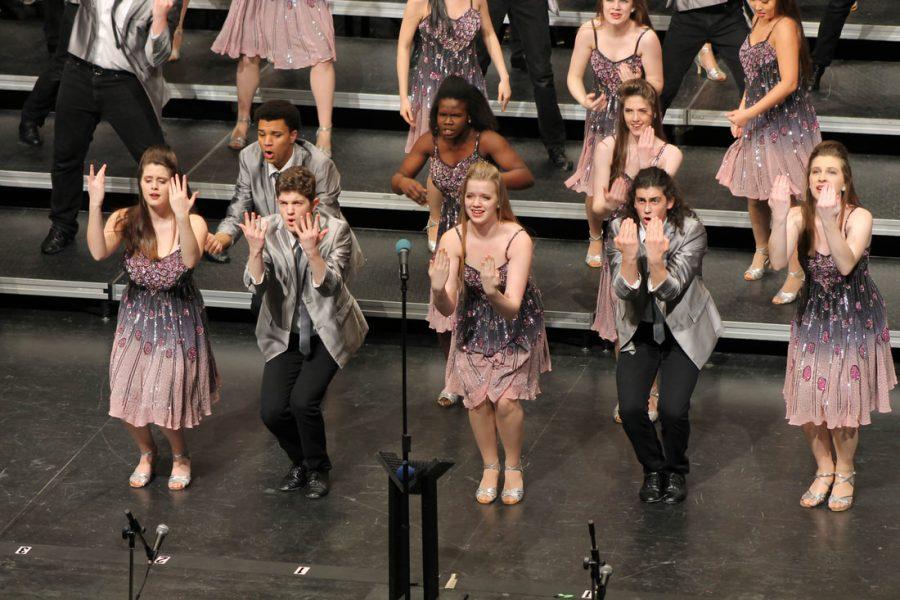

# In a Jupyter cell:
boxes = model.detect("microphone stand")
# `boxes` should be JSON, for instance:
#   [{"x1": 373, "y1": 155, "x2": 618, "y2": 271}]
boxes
[
  {"x1": 582, "y1": 520, "x2": 612, "y2": 600},
  {"x1": 122, "y1": 510, "x2": 153, "y2": 600},
  {"x1": 399, "y1": 259, "x2": 412, "y2": 599}
]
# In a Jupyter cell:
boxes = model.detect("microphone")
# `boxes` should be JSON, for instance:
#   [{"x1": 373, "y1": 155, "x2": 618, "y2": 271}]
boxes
[
  {"x1": 395, "y1": 239, "x2": 411, "y2": 281},
  {"x1": 599, "y1": 564, "x2": 613, "y2": 586},
  {"x1": 149, "y1": 524, "x2": 169, "y2": 563}
]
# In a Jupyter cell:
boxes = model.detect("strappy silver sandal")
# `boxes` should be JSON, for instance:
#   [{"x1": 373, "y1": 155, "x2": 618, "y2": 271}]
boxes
[
  {"x1": 744, "y1": 247, "x2": 770, "y2": 281},
  {"x1": 585, "y1": 232, "x2": 604, "y2": 268},
  {"x1": 501, "y1": 464, "x2": 525, "y2": 505},
  {"x1": 772, "y1": 270, "x2": 806, "y2": 305},
  {"x1": 425, "y1": 218, "x2": 439, "y2": 253},
  {"x1": 129, "y1": 449, "x2": 156, "y2": 488},
  {"x1": 168, "y1": 452, "x2": 192, "y2": 491},
  {"x1": 476, "y1": 462, "x2": 500, "y2": 504},
  {"x1": 828, "y1": 471, "x2": 856, "y2": 512},
  {"x1": 800, "y1": 471, "x2": 834, "y2": 508},
  {"x1": 316, "y1": 125, "x2": 333, "y2": 158},
  {"x1": 228, "y1": 116, "x2": 252, "y2": 150}
]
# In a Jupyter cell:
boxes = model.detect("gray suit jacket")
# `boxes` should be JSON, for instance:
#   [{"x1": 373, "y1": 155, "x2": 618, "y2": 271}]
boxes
[
  {"x1": 243, "y1": 213, "x2": 368, "y2": 368},
  {"x1": 67, "y1": 0, "x2": 180, "y2": 120},
  {"x1": 606, "y1": 215, "x2": 723, "y2": 369},
  {"x1": 217, "y1": 140, "x2": 343, "y2": 242}
]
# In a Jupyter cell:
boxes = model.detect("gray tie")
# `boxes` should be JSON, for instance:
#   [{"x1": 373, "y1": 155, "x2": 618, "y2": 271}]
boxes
[
  {"x1": 294, "y1": 244, "x2": 312, "y2": 355},
  {"x1": 652, "y1": 300, "x2": 666, "y2": 345}
]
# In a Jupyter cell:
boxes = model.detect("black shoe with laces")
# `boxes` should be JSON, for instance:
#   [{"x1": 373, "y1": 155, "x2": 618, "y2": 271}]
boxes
[
  {"x1": 41, "y1": 227, "x2": 74, "y2": 254},
  {"x1": 548, "y1": 146, "x2": 573, "y2": 171},
  {"x1": 278, "y1": 464, "x2": 308, "y2": 492},
  {"x1": 639, "y1": 471, "x2": 666, "y2": 503},
  {"x1": 305, "y1": 470, "x2": 330, "y2": 499},
  {"x1": 19, "y1": 119, "x2": 42, "y2": 147},
  {"x1": 663, "y1": 473, "x2": 687, "y2": 504}
]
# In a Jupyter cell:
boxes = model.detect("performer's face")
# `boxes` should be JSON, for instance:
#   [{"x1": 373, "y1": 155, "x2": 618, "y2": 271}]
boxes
[
  {"x1": 751, "y1": 0, "x2": 777, "y2": 20},
  {"x1": 258, "y1": 119, "x2": 299, "y2": 167},
  {"x1": 436, "y1": 99, "x2": 469, "y2": 141},
  {"x1": 601, "y1": 0, "x2": 633, "y2": 24},
  {"x1": 808, "y1": 155, "x2": 846, "y2": 201},
  {"x1": 278, "y1": 192, "x2": 319, "y2": 233},
  {"x1": 139, "y1": 163, "x2": 172, "y2": 208},
  {"x1": 633, "y1": 185, "x2": 673, "y2": 226},
  {"x1": 622, "y1": 96, "x2": 653, "y2": 137},
  {"x1": 463, "y1": 179, "x2": 500, "y2": 225}
]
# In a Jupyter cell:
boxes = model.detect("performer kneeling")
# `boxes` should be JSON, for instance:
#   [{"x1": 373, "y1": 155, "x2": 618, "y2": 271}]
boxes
[
  {"x1": 242, "y1": 166, "x2": 367, "y2": 498},
  {"x1": 607, "y1": 167, "x2": 722, "y2": 504},
  {"x1": 429, "y1": 162, "x2": 550, "y2": 506}
]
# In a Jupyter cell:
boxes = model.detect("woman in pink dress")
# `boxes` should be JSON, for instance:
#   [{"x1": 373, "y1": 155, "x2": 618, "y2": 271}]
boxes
[
  {"x1": 212, "y1": 0, "x2": 337, "y2": 155},
  {"x1": 716, "y1": 0, "x2": 821, "y2": 304},
  {"x1": 86, "y1": 146, "x2": 220, "y2": 490},
  {"x1": 565, "y1": 0, "x2": 662, "y2": 267},
  {"x1": 768, "y1": 141, "x2": 895, "y2": 511}
]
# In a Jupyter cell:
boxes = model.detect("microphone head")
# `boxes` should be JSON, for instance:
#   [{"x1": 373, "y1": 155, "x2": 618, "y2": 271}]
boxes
[
  {"x1": 156, "y1": 524, "x2": 169, "y2": 536},
  {"x1": 395, "y1": 239, "x2": 412, "y2": 254}
]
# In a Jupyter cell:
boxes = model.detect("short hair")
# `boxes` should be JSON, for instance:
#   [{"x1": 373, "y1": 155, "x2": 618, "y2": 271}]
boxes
[
  {"x1": 254, "y1": 100, "x2": 301, "y2": 132},
  {"x1": 275, "y1": 166, "x2": 316, "y2": 200}
]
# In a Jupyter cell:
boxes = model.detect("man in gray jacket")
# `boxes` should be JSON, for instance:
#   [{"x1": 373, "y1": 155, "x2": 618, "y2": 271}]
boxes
[
  {"x1": 241, "y1": 166, "x2": 367, "y2": 499},
  {"x1": 42, "y1": 0, "x2": 181, "y2": 254}
]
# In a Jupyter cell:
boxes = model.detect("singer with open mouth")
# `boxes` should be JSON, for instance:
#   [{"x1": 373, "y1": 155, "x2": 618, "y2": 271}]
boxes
[{"x1": 241, "y1": 166, "x2": 367, "y2": 499}]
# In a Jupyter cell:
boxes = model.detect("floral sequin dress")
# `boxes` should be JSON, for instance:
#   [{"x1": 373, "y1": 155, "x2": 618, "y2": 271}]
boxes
[
  {"x1": 108, "y1": 250, "x2": 220, "y2": 429},
  {"x1": 716, "y1": 24, "x2": 821, "y2": 199},
  {"x1": 212, "y1": 0, "x2": 336, "y2": 70},
  {"x1": 427, "y1": 134, "x2": 484, "y2": 332},
  {"x1": 784, "y1": 240, "x2": 895, "y2": 428},
  {"x1": 444, "y1": 229, "x2": 551, "y2": 408},
  {"x1": 565, "y1": 25, "x2": 648, "y2": 195},
  {"x1": 405, "y1": 4, "x2": 487, "y2": 152}
]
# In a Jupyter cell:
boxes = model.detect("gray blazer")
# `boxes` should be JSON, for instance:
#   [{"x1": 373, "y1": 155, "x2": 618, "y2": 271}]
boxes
[
  {"x1": 68, "y1": 0, "x2": 181, "y2": 120},
  {"x1": 217, "y1": 140, "x2": 343, "y2": 242},
  {"x1": 606, "y1": 215, "x2": 723, "y2": 369},
  {"x1": 243, "y1": 213, "x2": 367, "y2": 368}
]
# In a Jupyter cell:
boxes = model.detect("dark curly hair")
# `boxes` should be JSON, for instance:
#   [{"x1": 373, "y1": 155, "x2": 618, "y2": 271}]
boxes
[
  {"x1": 275, "y1": 166, "x2": 316, "y2": 200},
  {"x1": 428, "y1": 75, "x2": 498, "y2": 137},
  {"x1": 621, "y1": 167, "x2": 694, "y2": 233},
  {"x1": 254, "y1": 100, "x2": 301, "y2": 132}
]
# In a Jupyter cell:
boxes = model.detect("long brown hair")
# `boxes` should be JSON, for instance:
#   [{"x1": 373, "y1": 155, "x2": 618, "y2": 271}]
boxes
[
  {"x1": 116, "y1": 145, "x2": 179, "y2": 260},
  {"x1": 610, "y1": 78, "x2": 666, "y2": 181},
  {"x1": 754, "y1": 0, "x2": 812, "y2": 86},
  {"x1": 798, "y1": 141, "x2": 860, "y2": 259},
  {"x1": 595, "y1": 0, "x2": 652, "y2": 28},
  {"x1": 621, "y1": 167, "x2": 694, "y2": 233}
]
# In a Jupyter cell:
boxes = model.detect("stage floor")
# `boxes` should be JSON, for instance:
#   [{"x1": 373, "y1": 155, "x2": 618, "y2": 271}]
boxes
[{"x1": 0, "y1": 305, "x2": 898, "y2": 599}]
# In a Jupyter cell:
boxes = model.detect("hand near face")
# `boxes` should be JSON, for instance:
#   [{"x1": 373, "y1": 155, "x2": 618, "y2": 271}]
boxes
[
  {"x1": 815, "y1": 182, "x2": 841, "y2": 222},
  {"x1": 293, "y1": 212, "x2": 328, "y2": 256},
  {"x1": 428, "y1": 248, "x2": 451, "y2": 292},
  {"x1": 767, "y1": 173, "x2": 793, "y2": 222},
  {"x1": 614, "y1": 218, "x2": 640, "y2": 263},
  {"x1": 87, "y1": 163, "x2": 107, "y2": 209},
  {"x1": 168, "y1": 173, "x2": 198, "y2": 219},
  {"x1": 238, "y1": 211, "x2": 267, "y2": 255},
  {"x1": 479, "y1": 255, "x2": 501, "y2": 296},
  {"x1": 644, "y1": 216, "x2": 669, "y2": 265},
  {"x1": 636, "y1": 126, "x2": 657, "y2": 168},
  {"x1": 606, "y1": 177, "x2": 630, "y2": 207}
]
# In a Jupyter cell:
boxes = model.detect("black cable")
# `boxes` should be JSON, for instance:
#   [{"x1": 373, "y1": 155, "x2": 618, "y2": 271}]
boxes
[{"x1": 134, "y1": 559, "x2": 155, "y2": 600}]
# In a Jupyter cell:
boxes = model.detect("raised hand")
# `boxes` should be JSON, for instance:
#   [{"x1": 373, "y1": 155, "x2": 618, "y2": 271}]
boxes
[
  {"x1": 636, "y1": 126, "x2": 656, "y2": 168},
  {"x1": 497, "y1": 78, "x2": 512, "y2": 112},
  {"x1": 428, "y1": 248, "x2": 451, "y2": 292},
  {"x1": 582, "y1": 91, "x2": 607, "y2": 112},
  {"x1": 614, "y1": 218, "x2": 640, "y2": 263},
  {"x1": 87, "y1": 163, "x2": 107, "y2": 209},
  {"x1": 294, "y1": 212, "x2": 328, "y2": 256},
  {"x1": 399, "y1": 177, "x2": 428, "y2": 205},
  {"x1": 607, "y1": 177, "x2": 630, "y2": 207},
  {"x1": 767, "y1": 173, "x2": 793, "y2": 221},
  {"x1": 168, "y1": 173, "x2": 198, "y2": 219},
  {"x1": 479, "y1": 255, "x2": 501, "y2": 296},
  {"x1": 815, "y1": 181, "x2": 841, "y2": 222},
  {"x1": 644, "y1": 216, "x2": 669, "y2": 265},
  {"x1": 399, "y1": 97, "x2": 414, "y2": 126},
  {"x1": 238, "y1": 212, "x2": 267, "y2": 255}
]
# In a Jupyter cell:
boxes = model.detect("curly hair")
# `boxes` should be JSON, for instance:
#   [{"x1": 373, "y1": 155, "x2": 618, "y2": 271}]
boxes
[
  {"x1": 429, "y1": 75, "x2": 498, "y2": 136},
  {"x1": 275, "y1": 166, "x2": 316, "y2": 200},
  {"x1": 621, "y1": 167, "x2": 694, "y2": 233}
]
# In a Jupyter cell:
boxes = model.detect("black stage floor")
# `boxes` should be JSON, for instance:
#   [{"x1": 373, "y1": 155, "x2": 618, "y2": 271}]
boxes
[{"x1": 1, "y1": 305, "x2": 898, "y2": 598}]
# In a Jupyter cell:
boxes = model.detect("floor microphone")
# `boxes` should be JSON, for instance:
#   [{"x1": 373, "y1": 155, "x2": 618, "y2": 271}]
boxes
[
  {"x1": 395, "y1": 239, "x2": 411, "y2": 281},
  {"x1": 150, "y1": 524, "x2": 169, "y2": 563}
]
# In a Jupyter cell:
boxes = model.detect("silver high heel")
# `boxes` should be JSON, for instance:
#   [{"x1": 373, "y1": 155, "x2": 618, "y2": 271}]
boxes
[
  {"x1": 228, "y1": 116, "x2": 252, "y2": 150},
  {"x1": 476, "y1": 462, "x2": 500, "y2": 504},
  {"x1": 168, "y1": 452, "x2": 192, "y2": 491},
  {"x1": 585, "y1": 232, "x2": 604, "y2": 268},
  {"x1": 744, "y1": 247, "x2": 770, "y2": 281},
  {"x1": 828, "y1": 471, "x2": 856, "y2": 512},
  {"x1": 648, "y1": 390, "x2": 659, "y2": 423},
  {"x1": 501, "y1": 464, "x2": 525, "y2": 505},
  {"x1": 316, "y1": 125, "x2": 333, "y2": 158},
  {"x1": 695, "y1": 46, "x2": 726, "y2": 82},
  {"x1": 425, "y1": 218, "x2": 439, "y2": 253},
  {"x1": 129, "y1": 449, "x2": 156, "y2": 488},
  {"x1": 800, "y1": 472, "x2": 834, "y2": 507},
  {"x1": 772, "y1": 270, "x2": 806, "y2": 305}
]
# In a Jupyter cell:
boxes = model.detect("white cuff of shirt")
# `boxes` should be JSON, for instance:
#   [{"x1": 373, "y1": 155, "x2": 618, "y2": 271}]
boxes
[{"x1": 623, "y1": 274, "x2": 641, "y2": 290}]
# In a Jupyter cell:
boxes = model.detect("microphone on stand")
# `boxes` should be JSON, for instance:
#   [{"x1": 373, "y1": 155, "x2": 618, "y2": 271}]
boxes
[
  {"x1": 149, "y1": 524, "x2": 169, "y2": 563},
  {"x1": 395, "y1": 239, "x2": 411, "y2": 281}
]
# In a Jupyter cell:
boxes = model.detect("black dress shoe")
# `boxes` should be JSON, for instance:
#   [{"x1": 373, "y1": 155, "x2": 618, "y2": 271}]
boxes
[
  {"x1": 40, "y1": 227, "x2": 74, "y2": 254},
  {"x1": 663, "y1": 473, "x2": 687, "y2": 504},
  {"x1": 278, "y1": 465, "x2": 308, "y2": 491},
  {"x1": 548, "y1": 146, "x2": 573, "y2": 171},
  {"x1": 19, "y1": 119, "x2": 42, "y2": 147},
  {"x1": 808, "y1": 64, "x2": 825, "y2": 93},
  {"x1": 305, "y1": 470, "x2": 330, "y2": 499},
  {"x1": 639, "y1": 471, "x2": 666, "y2": 503}
]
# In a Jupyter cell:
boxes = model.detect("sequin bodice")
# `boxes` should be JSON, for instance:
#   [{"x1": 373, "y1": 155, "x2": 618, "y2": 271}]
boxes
[
  {"x1": 585, "y1": 35, "x2": 645, "y2": 138},
  {"x1": 417, "y1": 8, "x2": 481, "y2": 53},
  {"x1": 124, "y1": 249, "x2": 190, "y2": 292}
]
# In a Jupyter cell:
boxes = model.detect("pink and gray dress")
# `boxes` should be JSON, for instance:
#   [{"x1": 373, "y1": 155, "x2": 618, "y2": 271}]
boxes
[
  {"x1": 784, "y1": 222, "x2": 895, "y2": 428},
  {"x1": 405, "y1": 4, "x2": 487, "y2": 152},
  {"x1": 565, "y1": 26, "x2": 648, "y2": 195},
  {"x1": 445, "y1": 228, "x2": 551, "y2": 408},
  {"x1": 212, "y1": 0, "x2": 336, "y2": 70},
  {"x1": 109, "y1": 250, "x2": 220, "y2": 429},
  {"x1": 716, "y1": 24, "x2": 821, "y2": 199}
]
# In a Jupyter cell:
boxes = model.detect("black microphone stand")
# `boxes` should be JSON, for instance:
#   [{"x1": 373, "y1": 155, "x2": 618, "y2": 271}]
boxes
[
  {"x1": 399, "y1": 256, "x2": 412, "y2": 599},
  {"x1": 122, "y1": 510, "x2": 153, "y2": 600},
  {"x1": 582, "y1": 520, "x2": 612, "y2": 600}
]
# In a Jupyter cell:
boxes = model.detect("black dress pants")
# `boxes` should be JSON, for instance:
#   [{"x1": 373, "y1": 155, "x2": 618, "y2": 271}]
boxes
[
  {"x1": 50, "y1": 57, "x2": 165, "y2": 236},
  {"x1": 660, "y1": 0, "x2": 748, "y2": 112},
  {"x1": 42, "y1": 0, "x2": 65, "y2": 54},
  {"x1": 478, "y1": 0, "x2": 566, "y2": 149},
  {"x1": 22, "y1": 1, "x2": 77, "y2": 127},
  {"x1": 616, "y1": 323, "x2": 701, "y2": 475},
  {"x1": 260, "y1": 335, "x2": 339, "y2": 472},
  {"x1": 812, "y1": 0, "x2": 854, "y2": 68}
]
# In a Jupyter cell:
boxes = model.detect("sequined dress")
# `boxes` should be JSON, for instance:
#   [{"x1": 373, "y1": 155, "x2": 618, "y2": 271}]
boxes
[
  {"x1": 405, "y1": 6, "x2": 487, "y2": 152},
  {"x1": 784, "y1": 247, "x2": 895, "y2": 428},
  {"x1": 565, "y1": 26, "x2": 648, "y2": 195},
  {"x1": 716, "y1": 27, "x2": 821, "y2": 199},
  {"x1": 109, "y1": 250, "x2": 220, "y2": 429},
  {"x1": 212, "y1": 0, "x2": 336, "y2": 70},
  {"x1": 444, "y1": 229, "x2": 551, "y2": 408},
  {"x1": 426, "y1": 133, "x2": 484, "y2": 332}
]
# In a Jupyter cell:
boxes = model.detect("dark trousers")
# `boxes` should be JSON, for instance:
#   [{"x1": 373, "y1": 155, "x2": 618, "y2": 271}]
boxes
[
  {"x1": 260, "y1": 335, "x2": 339, "y2": 472},
  {"x1": 660, "y1": 0, "x2": 748, "y2": 112},
  {"x1": 477, "y1": 0, "x2": 566, "y2": 149},
  {"x1": 50, "y1": 57, "x2": 165, "y2": 236},
  {"x1": 616, "y1": 323, "x2": 701, "y2": 475},
  {"x1": 812, "y1": 0, "x2": 854, "y2": 68},
  {"x1": 22, "y1": 1, "x2": 77, "y2": 126},
  {"x1": 42, "y1": 0, "x2": 65, "y2": 53}
]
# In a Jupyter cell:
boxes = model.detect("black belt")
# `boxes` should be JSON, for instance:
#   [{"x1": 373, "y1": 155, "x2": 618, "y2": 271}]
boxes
[{"x1": 69, "y1": 54, "x2": 135, "y2": 78}]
